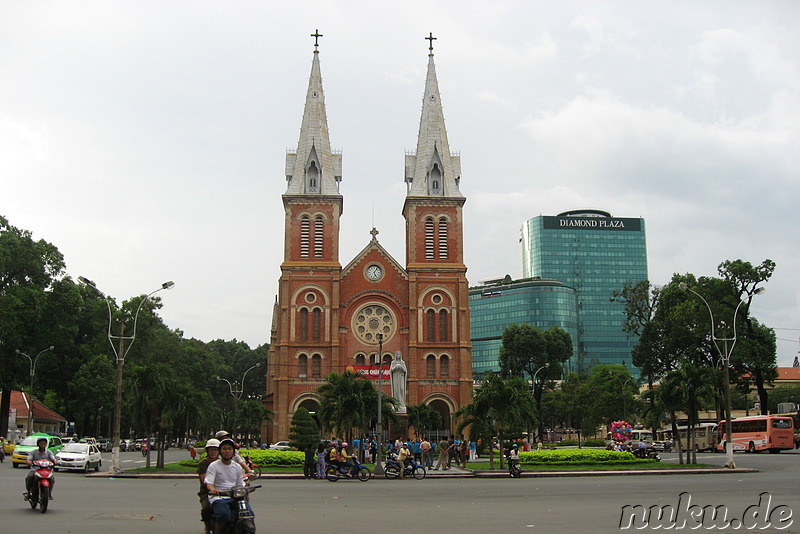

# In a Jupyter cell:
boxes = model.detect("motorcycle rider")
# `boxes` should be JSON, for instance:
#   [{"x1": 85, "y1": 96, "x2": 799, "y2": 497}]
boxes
[
  {"x1": 508, "y1": 443, "x2": 520, "y2": 471},
  {"x1": 205, "y1": 438, "x2": 254, "y2": 534},
  {"x1": 215, "y1": 430, "x2": 254, "y2": 477},
  {"x1": 197, "y1": 439, "x2": 221, "y2": 534},
  {"x1": 25, "y1": 436, "x2": 56, "y2": 500}
]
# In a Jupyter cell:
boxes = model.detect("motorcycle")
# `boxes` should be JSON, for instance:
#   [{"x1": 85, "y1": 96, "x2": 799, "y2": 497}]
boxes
[
  {"x1": 384, "y1": 453, "x2": 426, "y2": 480},
  {"x1": 212, "y1": 484, "x2": 261, "y2": 534},
  {"x1": 633, "y1": 447, "x2": 661, "y2": 461},
  {"x1": 325, "y1": 460, "x2": 371, "y2": 482},
  {"x1": 507, "y1": 457, "x2": 522, "y2": 478},
  {"x1": 24, "y1": 459, "x2": 55, "y2": 513}
]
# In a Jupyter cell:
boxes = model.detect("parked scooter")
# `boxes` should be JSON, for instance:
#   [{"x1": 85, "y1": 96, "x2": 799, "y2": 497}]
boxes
[
  {"x1": 325, "y1": 460, "x2": 371, "y2": 481},
  {"x1": 384, "y1": 452, "x2": 426, "y2": 480},
  {"x1": 24, "y1": 459, "x2": 55, "y2": 513},
  {"x1": 633, "y1": 447, "x2": 661, "y2": 461},
  {"x1": 212, "y1": 484, "x2": 261, "y2": 533}
]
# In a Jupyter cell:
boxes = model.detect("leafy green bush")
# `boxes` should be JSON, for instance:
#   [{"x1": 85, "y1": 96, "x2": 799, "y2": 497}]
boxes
[
  {"x1": 179, "y1": 449, "x2": 304, "y2": 468},
  {"x1": 519, "y1": 449, "x2": 655, "y2": 465},
  {"x1": 242, "y1": 449, "x2": 304, "y2": 467}
]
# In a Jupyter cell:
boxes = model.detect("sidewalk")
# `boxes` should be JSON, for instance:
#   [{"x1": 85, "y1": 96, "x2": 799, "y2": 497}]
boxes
[{"x1": 86, "y1": 464, "x2": 756, "y2": 479}]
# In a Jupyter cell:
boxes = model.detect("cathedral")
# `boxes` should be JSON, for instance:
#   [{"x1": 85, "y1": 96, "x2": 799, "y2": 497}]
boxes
[{"x1": 263, "y1": 34, "x2": 472, "y2": 443}]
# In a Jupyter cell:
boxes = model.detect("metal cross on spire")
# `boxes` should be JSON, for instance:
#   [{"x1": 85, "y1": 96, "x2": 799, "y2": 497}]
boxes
[
  {"x1": 311, "y1": 29, "x2": 323, "y2": 51},
  {"x1": 426, "y1": 32, "x2": 437, "y2": 55}
]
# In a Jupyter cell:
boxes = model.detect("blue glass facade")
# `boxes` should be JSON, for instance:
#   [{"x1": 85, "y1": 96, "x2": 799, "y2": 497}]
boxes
[
  {"x1": 520, "y1": 210, "x2": 648, "y2": 377},
  {"x1": 469, "y1": 279, "x2": 578, "y2": 376}
]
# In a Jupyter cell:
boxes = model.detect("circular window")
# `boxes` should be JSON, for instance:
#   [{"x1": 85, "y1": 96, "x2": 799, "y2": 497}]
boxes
[
  {"x1": 431, "y1": 294, "x2": 442, "y2": 305},
  {"x1": 305, "y1": 292, "x2": 316, "y2": 303},
  {"x1": 352, "y1": 303, "x2": 396, "y2": 344}
]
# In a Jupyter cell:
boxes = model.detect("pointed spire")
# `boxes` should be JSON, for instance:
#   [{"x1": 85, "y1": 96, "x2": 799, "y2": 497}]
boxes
[
  {"x1": 405, "y1": 33, "x2": 462, "y2": 198},
  {"x1": 285, "y1": 31, "x2": 342, "y2": 195}
]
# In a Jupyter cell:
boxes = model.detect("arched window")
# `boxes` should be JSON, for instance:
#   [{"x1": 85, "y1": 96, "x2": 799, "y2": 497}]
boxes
[
  {"x1": 299, "y1": 308, "x2": 309, "y2": 341},
  {"x1": 429, "y1": 163, "x2": 442, "y2": 195},
  {"x1": 439, "y1": 309, "x2": 449, "y2": 342},
  {"x1": 383, "y1": 353, "x2": 392, "y2": 367},
  {"x1": 438, "y1": 217, "x2": 448, "y2": 259},
  {"x1": 312, "y1": 354, "x2": 322, "y2": 378},
  {"x1": 440, "y1": 355, "x2": 450, "y2": 379},
  {"x1": 426, "y1": 355, "x2": 436, "y2": 379},
  {"x1": 355, "y1": 354, "x2": 365, "y2": 366},
  {"x1": 300, "y1": 215, "x2": 310, "y2": 258},
  {"x1": 314, "y1": 215, "x2": 324, "y2": 258},
  {"x1": 312, "y1": 308, "x2": 322, "y2": 340},
  {"x1": 426, "y1": 309, "x2": 436, "y2": 342},
  {"x1": 298, "y1": 354, "x2": 308, "y2": 378},
  {"x1": 425, "y1": 217, "x2": 434, "y2": 259},
  {"x1": 306, "y1": 161, "x2": 319, "y2": 193}
]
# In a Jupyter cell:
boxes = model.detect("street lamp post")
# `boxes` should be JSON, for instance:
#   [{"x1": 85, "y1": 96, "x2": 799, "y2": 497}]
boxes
[
  {"x1": 15, "y1": 346, "x2": 55, "y2": 436},
  {"x1": 531, "y1": 363, "x2": 549, "y2": 443},
  {"x1": 621, "y1": 378, "x2": 632, "y2": 422},
  {"x1": 679, "y1": 282, "x2": 765, "y2": 469},
  {"x1": 78, "y1": 276, "x2": 174, "y2": 474},
  {"x1": 374, "y1": 333, "x2": 385, "y2": 475},
  {"x1": 216, "y1": 363, "x2": 261, "y2": 438}
]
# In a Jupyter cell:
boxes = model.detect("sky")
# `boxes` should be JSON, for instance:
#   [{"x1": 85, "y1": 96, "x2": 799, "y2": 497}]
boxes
[{"x1": 3, "y1": 1, "x2": 799, "y2": 367}]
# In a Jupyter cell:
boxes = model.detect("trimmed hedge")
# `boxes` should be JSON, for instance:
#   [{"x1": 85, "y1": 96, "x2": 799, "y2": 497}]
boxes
[
  {"x1": 519, "y1": 449, "x2": 655, "y2": 465},
  {"x1": 179, "y1": 449, "x2": 304, "y2": 468},
  {"x1": 554, "y1": 439, "x2": 607, "y2": 448}
]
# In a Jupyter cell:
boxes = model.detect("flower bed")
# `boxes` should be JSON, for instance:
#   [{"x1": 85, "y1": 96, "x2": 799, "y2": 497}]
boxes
[{"x1": 519, "y1": 449, "x2": 655, "y2": 465}]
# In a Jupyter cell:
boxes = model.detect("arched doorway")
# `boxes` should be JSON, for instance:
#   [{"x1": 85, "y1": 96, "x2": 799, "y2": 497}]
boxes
[{"x1": 428, "y1": 399, "x2": 452, "y2": 442}]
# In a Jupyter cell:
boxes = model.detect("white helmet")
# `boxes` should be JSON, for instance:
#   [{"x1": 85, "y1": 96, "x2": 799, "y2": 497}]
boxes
[{"x1": 205, "y1": 438, "x2": 221, "y2": 449}]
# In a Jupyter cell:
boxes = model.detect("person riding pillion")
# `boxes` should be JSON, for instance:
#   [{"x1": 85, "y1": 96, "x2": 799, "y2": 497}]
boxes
[{"x1": 197, "y1": 438, "x2": 221, "y2": 534}]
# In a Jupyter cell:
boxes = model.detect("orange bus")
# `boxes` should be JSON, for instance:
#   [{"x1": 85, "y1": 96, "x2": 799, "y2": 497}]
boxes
[{"x1": 716, "y1": 415, "x2": 794, "y2": 454}]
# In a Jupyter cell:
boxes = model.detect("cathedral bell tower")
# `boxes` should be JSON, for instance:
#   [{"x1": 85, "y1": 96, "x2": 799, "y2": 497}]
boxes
[
  {"x1": 266, "y1": 31, "x2": 343, "y2": 441},
  {"x1": 402, "y1": 33, "x2": 472, "y2": 415}
]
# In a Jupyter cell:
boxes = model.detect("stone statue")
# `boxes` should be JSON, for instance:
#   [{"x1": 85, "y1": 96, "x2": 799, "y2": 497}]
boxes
[{"x1": 390, "y1": 351, "x2": 407, "y2": 413}]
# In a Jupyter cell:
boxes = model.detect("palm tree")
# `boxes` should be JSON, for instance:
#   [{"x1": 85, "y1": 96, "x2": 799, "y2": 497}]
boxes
[
  {"x1": 659, "y1": 362, "x2": 714, "y2": 464},
  {"x1": 317, "y1": 371, "x2": 399, "y2": 442},
  {"x1": 456, "y1": 373, "x2": 535, "y2": 469},
  {"x1": 406, "y1": 403, "x2": 442, "y2": 439}
]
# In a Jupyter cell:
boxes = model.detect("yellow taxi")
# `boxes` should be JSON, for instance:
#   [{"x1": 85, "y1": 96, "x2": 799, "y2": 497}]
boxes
[{"x1": 11, "y1": 433, "x2": 64, "y2": 468}]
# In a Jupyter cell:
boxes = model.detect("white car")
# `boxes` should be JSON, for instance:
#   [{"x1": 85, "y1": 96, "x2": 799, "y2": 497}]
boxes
[
  {"x1": 55, "y1": 442, "x2": 102, "y2": 472},
  {"x1": 269, "y1": 441, "x2": 291, "y2": 450}
]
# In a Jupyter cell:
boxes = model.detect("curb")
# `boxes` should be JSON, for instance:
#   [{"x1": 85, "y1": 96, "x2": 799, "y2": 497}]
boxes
[{"x1": 87, "y1": 466, "x2": 756, "y2": 479}]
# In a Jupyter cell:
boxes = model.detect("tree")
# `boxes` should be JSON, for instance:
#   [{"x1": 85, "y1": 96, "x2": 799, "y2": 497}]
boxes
[
  {"x1": 0, "y1": 215, "x2": 66, "y2": 439},
  {"x1": 317, "y1": 371, "x2": 399, "y2": 442},
  {"x1": 583, "y1": 364, "x2": 637, "y2": 429},
  {"x1": 558, "y1": 372, "x2": 598, "y2": 447},
  {"x1": 288, "y1": 407, "x2": 319, "y2": 449},
  {"x1": 499, "y1": 323, "x2": 572, "y2": 440},
  {"x1": 406, "y1": 403, "x2": 442, "y2": 439},
  {"x1": 455, "y1": 373, "x2": 535, "y2": 469}
]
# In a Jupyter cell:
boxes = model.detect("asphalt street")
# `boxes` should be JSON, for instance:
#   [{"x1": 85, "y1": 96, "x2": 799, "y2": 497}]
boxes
[{"x1": 1, "y1": 448, "x2": 798, "y2": 533}]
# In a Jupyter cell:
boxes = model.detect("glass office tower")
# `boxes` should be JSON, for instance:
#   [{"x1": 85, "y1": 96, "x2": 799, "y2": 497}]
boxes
[
  {"x1": 520, "y1": 209, "x2": 648, "y2": 377},
  {"x1": 469, "y1": 277, "x2": 579, "y2": 376}
]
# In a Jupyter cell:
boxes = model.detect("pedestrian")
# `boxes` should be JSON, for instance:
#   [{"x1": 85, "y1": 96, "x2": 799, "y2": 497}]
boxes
[
  {"x1": 432, "y1": 437, "x2": 450, "y2": 471},
  {"x1": 469, "y1": 439, "x2": 477, "y2": 461},
  {"x1": 304, "y1": 443, "x2": 316, "y2": 479},
  {"x1": 420, "y1": 437, "x2": 432, "y2": 468},
  {"x1": 411, "y1": 438, "x2": 422, "y2": 463},
  {"x1": 315, "y1": 443, "x2": 326, "y2": 479},
  {"x1": 189, "y1": 444, "x2": 197, "y2": 460}
]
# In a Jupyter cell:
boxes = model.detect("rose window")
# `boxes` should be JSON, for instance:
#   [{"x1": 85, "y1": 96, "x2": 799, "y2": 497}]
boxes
[{"x1": 352, "y1": 304, "x2": 395, "y2": 344}]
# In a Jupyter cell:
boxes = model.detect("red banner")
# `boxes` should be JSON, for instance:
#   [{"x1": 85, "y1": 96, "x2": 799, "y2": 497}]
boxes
[{"x1": 346, "y1": 365, "x2": 390, "y2": 380}]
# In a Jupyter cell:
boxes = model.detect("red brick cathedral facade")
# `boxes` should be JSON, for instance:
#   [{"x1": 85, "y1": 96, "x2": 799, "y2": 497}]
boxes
[{"x1": 264, "y1": 39, "x2": 472, "y2": 442}]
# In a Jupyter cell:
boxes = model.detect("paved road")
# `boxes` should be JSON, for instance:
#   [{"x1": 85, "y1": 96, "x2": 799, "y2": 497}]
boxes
[{"x1": 2, "y1": 448, "x2": 797, "y2": 533}]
